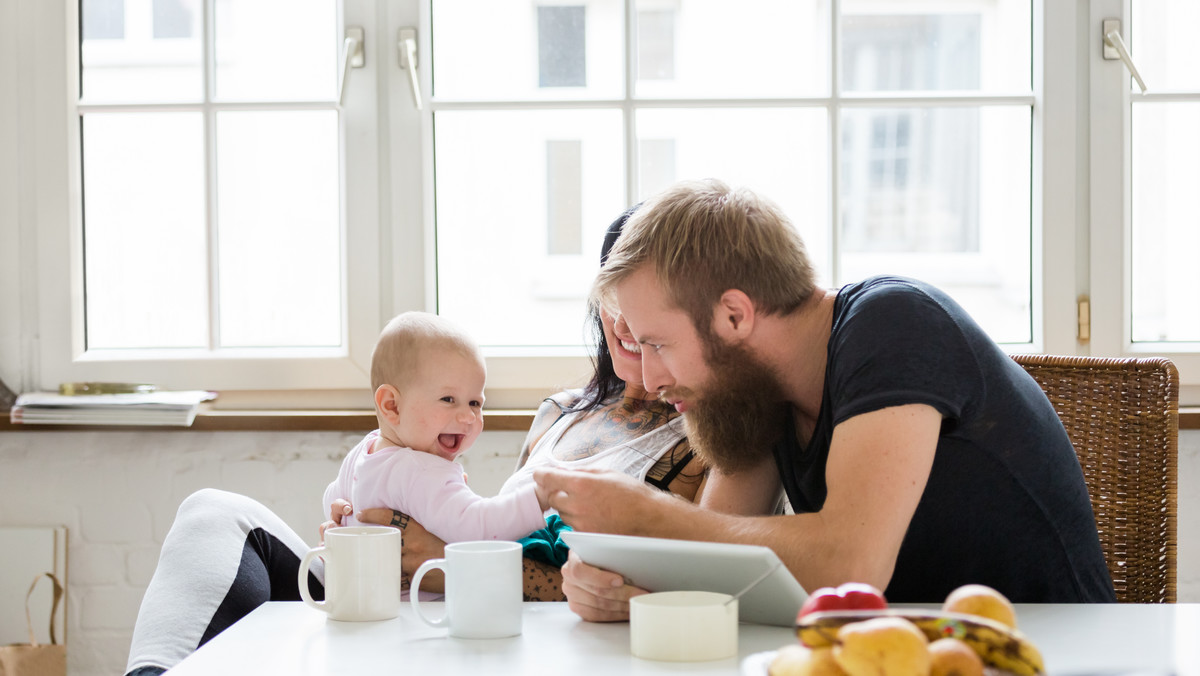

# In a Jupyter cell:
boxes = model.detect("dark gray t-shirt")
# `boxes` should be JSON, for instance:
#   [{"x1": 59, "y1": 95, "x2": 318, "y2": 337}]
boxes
[{"x1": 773, "y1": 276, "x2": 1115, "y2": 603}]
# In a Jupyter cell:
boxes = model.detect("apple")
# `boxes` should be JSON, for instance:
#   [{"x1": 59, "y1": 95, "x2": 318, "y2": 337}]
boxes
[{"x1": 798, "y1": 582, "x2": 888, "y2": 620}]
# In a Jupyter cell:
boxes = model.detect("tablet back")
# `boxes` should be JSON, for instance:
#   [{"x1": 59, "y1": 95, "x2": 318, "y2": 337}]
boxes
[{"x1": 560, "y1": 531, "x2": 807, "y2": 626}]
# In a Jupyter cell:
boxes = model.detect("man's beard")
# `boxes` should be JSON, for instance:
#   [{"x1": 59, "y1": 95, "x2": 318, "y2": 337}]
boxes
[{"x1": 675, "y1": 337, "x2": 789, "y2": 474}]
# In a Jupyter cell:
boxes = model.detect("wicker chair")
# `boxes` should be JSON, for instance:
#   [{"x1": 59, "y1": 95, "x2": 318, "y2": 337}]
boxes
[{"x1": 1012, "y1": 354, "x2": 1178, "y2": 603}]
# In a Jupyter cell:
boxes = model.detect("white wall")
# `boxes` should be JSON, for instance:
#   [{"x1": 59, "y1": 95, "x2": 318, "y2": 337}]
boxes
[
  {"x1": 0, "y1": 427, "x2": 1196, "y2": 676},
  {"x1": 0, "y1": 428, "x2": 526, "y2": 676}
]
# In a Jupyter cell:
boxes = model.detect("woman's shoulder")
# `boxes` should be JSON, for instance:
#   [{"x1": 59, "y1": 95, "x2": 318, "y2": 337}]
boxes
[
  {"x1": 545, "y1": 388, "x2": 586, "y2": 411},
  {"x1": 527, "y1": 390, "x2": 574, "y2": 424}
]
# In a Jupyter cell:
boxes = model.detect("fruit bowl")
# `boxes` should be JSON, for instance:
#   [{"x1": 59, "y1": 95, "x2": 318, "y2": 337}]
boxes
[
  {"x1": 754, "y1": 606, "x2": 1044, "y2": 676},
  {"x1": 741, "y1": 649, "x2": 1022, "y2": 676}
]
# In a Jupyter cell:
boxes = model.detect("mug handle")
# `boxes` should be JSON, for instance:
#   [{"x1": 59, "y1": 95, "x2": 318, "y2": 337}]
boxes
[
  {"x1": 410, "y1": 558, "x2": 449, "y2": 628},
  {"x1": 298, "y1": 546, "x2": 327, "y2": 613}
]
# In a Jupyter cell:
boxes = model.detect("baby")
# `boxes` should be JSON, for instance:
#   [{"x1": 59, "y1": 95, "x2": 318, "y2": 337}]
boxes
[{"x1": 321, "y1": 312, "x2": 550, "y2": 544}]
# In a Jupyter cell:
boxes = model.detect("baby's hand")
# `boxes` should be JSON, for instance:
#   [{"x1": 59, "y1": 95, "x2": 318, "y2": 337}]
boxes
[
  {"x1": 318, "y1": 519, "x2": 338, "y2": 544},
  {"x1": 329, "y1": 499, "x2": 353, "y2": 525}
]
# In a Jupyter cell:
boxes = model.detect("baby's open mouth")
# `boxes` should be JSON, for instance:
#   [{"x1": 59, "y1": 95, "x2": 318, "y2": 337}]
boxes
[{"x1": 438, "y1": 433, "x2": 463, "y2": 451}]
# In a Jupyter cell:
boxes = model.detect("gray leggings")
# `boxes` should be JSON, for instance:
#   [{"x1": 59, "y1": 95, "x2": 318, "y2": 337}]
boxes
[{"x1": 125, "y1": 489, "x2": 324, "y2": 675}]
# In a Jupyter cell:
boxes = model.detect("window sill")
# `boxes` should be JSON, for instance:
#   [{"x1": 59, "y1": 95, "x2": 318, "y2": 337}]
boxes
[
  {"x1": 2, "y1": 408, "x2": 1197, "y2": 432},
  {"x1": 0, "y1": 409, "x2": 537, "y2": 433}
]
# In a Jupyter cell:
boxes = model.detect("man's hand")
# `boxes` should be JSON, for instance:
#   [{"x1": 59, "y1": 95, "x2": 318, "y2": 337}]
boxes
[
  {"x1": 357, "y1": 507, "x2": 447, "y2": 593},
  {"x1": 534, "y1": 467, "x2": 662, "y2": 535},
  {"x1": 560, "y1": 551, "x2": 648, "y2": 622}
]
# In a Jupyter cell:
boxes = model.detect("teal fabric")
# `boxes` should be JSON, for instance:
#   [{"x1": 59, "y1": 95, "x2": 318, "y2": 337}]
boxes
[{"x1": 519, "y1": 514, "x2": 573, "y2": 567}]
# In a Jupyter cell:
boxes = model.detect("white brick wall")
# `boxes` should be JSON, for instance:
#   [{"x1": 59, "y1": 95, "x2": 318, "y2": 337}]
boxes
[
  {"x1": 0, "y1": 428, "x2": 1195, "y2": 676},
  {"x1": 0, "y1": 428, "x2": 525, "y2": 676}
]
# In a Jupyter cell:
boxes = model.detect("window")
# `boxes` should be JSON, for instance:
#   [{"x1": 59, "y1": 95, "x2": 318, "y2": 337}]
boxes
[
  {"x1": 80, "y1": 0, "x2": 345, "y2": 350},
  {"x1": 17, "y1": 0, "x2": 381, "y2": 395},
  {"x1": 1089, "y1": 0, "x2": 1200, "y2": 402},
  {"x1": 6, "y1": 1, "x2": 1199, "y2": 406},
  {"x1": 432, "y1": 0, "x2": 1032, "y2": 349},
  {"x1": 1129, "y1": 1, "x2": 1200, "y2": 343}
]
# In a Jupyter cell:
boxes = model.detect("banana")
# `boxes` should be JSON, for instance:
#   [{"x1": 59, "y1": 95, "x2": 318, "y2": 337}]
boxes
[{"x1": 795, "y1": 609, "x2": 1045, "y2": 676}]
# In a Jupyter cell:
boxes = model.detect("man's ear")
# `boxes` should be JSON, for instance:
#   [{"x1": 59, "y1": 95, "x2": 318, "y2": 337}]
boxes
[
  {"x1": 712, "y1": 289, "x2": 755, "y2": 341},
  {"x1": 375, "y1": 385, "x2": 402, "y2": 424}
]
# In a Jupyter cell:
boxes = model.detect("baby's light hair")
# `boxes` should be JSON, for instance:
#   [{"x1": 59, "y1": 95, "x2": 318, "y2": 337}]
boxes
[{"x1": 371, "y1": 312, "x2": 483, "y2": 393}]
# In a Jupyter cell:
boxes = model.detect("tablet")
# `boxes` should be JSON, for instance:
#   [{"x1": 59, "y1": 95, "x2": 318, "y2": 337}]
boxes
[{"x1": 559, "y1": 531, "x2": 807, "y2": 626}]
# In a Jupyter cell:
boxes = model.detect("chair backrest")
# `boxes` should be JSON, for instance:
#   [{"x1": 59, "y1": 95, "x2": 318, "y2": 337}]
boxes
[{"x1": 1012, "y1": 354, "x2": 1178, "y2": 603}]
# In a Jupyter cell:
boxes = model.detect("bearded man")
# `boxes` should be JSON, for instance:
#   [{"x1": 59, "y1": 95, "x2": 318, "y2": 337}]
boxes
[{"x1": 534, "y1": 179, "x2": 1115, "y2": 621}]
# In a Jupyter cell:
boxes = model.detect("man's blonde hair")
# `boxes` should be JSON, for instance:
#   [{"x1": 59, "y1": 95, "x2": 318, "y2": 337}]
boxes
[
  {"x1": 592, "y1": 179, "x2": 817, "y2": 333},
  {"x1": 371, "y1": 312, "x2": 482, "y2": 392}
]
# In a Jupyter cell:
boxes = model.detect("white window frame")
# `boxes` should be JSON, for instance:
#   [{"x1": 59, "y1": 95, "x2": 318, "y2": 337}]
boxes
[
  {"x1": 4, "y1": 0, "x2": 1196, "y2": 408},
  {"x1": 16, "y1": 0, "x2": 385, "y2": 396},
  {"x1": 1087, "y1": 0, "x2": 1200, "y2": 404}
]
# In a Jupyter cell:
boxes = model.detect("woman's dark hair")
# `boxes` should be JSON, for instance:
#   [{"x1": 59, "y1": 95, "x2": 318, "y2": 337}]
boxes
[{"x1": 573, "y1": 204, "x2": 641, "y2": 413}]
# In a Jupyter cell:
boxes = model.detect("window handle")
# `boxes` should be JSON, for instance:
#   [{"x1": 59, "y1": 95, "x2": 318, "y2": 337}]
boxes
[
  {"x1": 339, "y1": 27, "x2": 365, "y2": 107},
  {"x1": 1102, "y1": 20, "x2": 1147, "y2": 93},
  {"x1": 398, "y1": 28, "x2": 423, "y2": 111}
]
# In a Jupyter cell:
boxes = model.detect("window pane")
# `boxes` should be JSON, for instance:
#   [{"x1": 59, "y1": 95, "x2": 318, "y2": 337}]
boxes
[
  {"x1": 636, "y1": 108, "x2": 830, "y2": 281},
  {"x1": 637, "y1": 9, "x2": 675, "y2": 81},
  {"x1": 82, "y1": 0, "x2": 125, "y2": 40},
  {"x1": 547, "y1": 140, "x2": 584, "y2": 255},
  {"x1": 634, "y1": 0, "x2": 828, "y2": 99},
  {"x1": 433, "y1": 0, "x2": 622, "y2": 100},
  {"x1": 81, "y1": 0, "x2": 202, "y2": 103},
  {"x1": 1133, "y1": 0, "x2": 1200, "y2": 92},
  {"x1": 435, "y1": 110, "x2": 624, "y2": 346},
  {"x1": 214, "y1": 0, "x2": 337, "y2": 101},
  {"x1": 154, "y1": 0, "x2": 195, "y2": 39},
  {"x1": 841, "y1": 0, "x2": 1030, "y2": 93},
  {"x1": 216, "y1": 111, "x2": 342, "y2": 347},
  {"x1": 82, "y1": 113, "x2": 208, "y2": 349},
  {"x1": 839, "y1": 106, "x2": 1031, "y2": 343},
  {"x1": 1132, "y1": 102, "x2": 1200, "y2": 343},
  {"x1": 538, "y1": 6, "x2": 588, "y2": 88}
]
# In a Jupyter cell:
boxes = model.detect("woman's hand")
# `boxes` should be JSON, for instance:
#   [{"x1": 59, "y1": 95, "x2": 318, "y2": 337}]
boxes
[
  {"x1": 358, "y1": 507, "x2": 447, "y2": 593},
  {"x1": 560, "y1": 551, "x2": 647, "y2": 622}
]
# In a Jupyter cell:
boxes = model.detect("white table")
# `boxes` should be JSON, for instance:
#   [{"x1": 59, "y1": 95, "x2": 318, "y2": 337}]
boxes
[{"x1": 168, "y1": 602, "x2": 1200, "y2": 675}]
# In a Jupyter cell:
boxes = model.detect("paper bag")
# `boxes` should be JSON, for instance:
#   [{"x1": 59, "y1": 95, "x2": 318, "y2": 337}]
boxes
[{"x1": 0, "y1": 573, "x2": 65, "y2": 676}]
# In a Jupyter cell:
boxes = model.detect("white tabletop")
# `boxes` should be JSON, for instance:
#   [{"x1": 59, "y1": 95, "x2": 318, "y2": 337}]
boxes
[{"x1": 168, "y1": 602, "x2": 1200, "y2": 675}]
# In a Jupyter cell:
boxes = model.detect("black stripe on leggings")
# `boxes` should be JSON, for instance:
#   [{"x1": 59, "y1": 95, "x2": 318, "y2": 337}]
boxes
[{"x1": 197, "y1": 527, "x2": 324, "y2": 648}]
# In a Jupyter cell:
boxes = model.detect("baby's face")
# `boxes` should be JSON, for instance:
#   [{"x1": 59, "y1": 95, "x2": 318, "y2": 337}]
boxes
[{"x1": 394, "y1": 346, "x2": 486, "y2": 461}]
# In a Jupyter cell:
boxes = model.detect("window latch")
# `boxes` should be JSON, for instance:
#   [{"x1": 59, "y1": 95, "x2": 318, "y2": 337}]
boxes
[
  {"x1": 339, "y1": 27, "x2": 365, "y2": 107},
  {"x1": 1077, "y1": 296, "x2": 1091, "y2": 343},
  {"x1": 1102, "y1": 19, "x2": 1147, "y2": 93},
  {"x1": 398, "y1": 28, "x2": 424, "y2": 111}
]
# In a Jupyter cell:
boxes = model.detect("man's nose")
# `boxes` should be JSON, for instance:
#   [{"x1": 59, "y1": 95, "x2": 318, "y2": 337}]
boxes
[{"x1": 641, "y1": 352, "x2": 673, "y2": 394}]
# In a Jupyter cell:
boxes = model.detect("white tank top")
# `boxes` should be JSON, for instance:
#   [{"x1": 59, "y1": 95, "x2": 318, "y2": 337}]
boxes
[{"x1": 498, "y1": 404, "x2": 687, "y2": 498}]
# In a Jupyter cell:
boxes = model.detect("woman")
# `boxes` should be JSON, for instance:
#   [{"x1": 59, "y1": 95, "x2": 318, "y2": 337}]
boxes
[{"x1": 124, "y1": 207, "x2": 707, "y2": 676}]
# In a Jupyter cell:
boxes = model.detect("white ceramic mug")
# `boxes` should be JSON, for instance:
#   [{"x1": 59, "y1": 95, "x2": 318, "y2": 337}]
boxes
[
  {"x1": 410, "y1": 540, "x2": 523, "y2": 638},
  {"x1": 298, "y1": 526, "x2": 403, "y2": 621}
]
